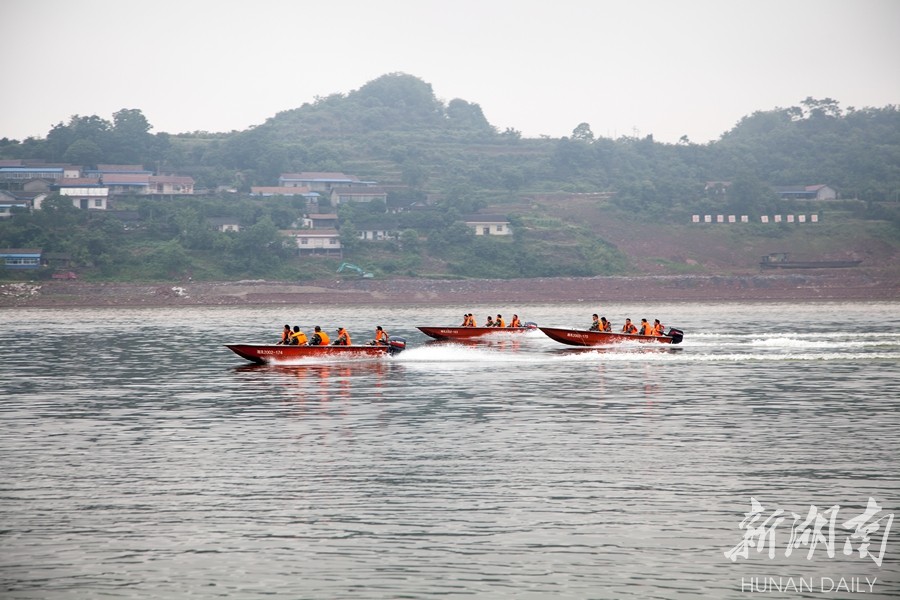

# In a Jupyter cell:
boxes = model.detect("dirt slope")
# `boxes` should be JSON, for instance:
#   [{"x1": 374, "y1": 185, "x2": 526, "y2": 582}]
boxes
[{"x1": 519, "y1": 196, "x2": 898, "y2": 275}]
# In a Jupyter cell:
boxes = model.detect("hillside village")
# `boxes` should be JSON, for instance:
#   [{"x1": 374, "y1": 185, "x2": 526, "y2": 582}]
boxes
[
  {"x1": 1, "y1": 160, "x2": 517, "y2": 272},
  {"x1": 1, "y1": 156, "x2": 855, "y2": 276}
]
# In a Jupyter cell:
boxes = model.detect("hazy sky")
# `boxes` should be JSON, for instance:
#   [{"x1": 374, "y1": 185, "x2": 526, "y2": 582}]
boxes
[{"x1": 3, "y1": 0, "x2": 898, "y2": 144}]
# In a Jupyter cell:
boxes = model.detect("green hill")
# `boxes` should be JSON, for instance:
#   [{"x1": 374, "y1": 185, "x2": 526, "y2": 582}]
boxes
[{"x1": 1, "y1": 74, "x2": 898, "y2": 282}]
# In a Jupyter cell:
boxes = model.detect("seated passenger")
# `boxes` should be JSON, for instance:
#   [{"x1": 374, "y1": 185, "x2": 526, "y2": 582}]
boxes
[
  {"x1": 638, "y1": 318, "x2": 653, "y2": 336},
  {"x1": 621, "y1": 318, "x2": 637, "y2": 334},
  {"x1": 289, "y1": 326, "x2": 308, "y2": 345},
  {"x1": 589, "y1": 314, "x2": 601, "y2": 331},
  {"x1": 371, "y1": 325, "x2": 390, "y2": 345},
  {"x1": 309, "y1": 326, "x2": 330, "y2": 346},
  {"x1": 508, "y1": 314, "x2": 521, "y2": 328},
  {"x1": 333, "y1": 327, "x2": 351, "y2": 346}
]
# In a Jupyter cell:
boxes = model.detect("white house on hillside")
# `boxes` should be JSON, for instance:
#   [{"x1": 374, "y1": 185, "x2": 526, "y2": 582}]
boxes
[
  {"x1": 58, "y1": 178, "x2": 109, "y2": 210},
  {"x1": 281, "y1": 228, "x2": 342, "y2": 256},
  {"x1": 464, "y1": 215, "x2": 512, "y2": 236},
  {"x1": 773, "y1": 184, "x2": 838, "y2": 201}
]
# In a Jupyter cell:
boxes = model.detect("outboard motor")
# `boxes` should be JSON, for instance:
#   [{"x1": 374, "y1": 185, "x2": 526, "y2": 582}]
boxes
[
  {"x1": 524, "y1": 321, "x2": 538, "y2": 329},
  {"x1": 666, "y1": 328, "x2": 684, "y2": 345},
  {"x1": 388, "y1": 337, "x2": 407, "y2": 355}
]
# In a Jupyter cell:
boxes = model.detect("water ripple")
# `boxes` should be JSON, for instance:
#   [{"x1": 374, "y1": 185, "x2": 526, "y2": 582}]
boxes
[{"x1": 1, "y1": 302, "x2": 898, "y2": 598}]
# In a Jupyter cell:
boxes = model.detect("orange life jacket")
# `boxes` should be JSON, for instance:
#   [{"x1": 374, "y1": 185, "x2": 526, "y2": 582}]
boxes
[
  {"x1": 509, "y1": 317, "x2": 521, "y2": 327},
  {"x1": 622, "y1": 322, "x2": 637, "y2": 334},
  {"x1": 652, "y1": 323, "x2": 664, "y2": 336},
  {"x1": 638, "y1": 321, "x2": 652, "y2": 335},
  {"x1": 311, "y1": 330, "x2": 330, "y2": 345},
  {"x1": 375, "y1": 329, "x2": 389, "y2": 343},
  {"x1": 465, "y1": 315, "x2": 476, "y2": 327},
  {"x1": 335, "y1": 328, "x2": 351, "y2": 345},
  {"x1": 495, "y1": 318, "x2": 505, "y2": 328}
]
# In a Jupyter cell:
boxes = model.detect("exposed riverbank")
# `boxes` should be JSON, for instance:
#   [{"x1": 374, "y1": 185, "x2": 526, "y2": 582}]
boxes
[{"x1": 2, "y1": 269, "x2": 897, "y2": 308}]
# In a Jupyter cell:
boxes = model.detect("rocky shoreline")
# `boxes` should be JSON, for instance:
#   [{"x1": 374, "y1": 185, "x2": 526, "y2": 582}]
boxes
[{"x1": 2, "y1": 269, "x2": 897, "y2": 308}]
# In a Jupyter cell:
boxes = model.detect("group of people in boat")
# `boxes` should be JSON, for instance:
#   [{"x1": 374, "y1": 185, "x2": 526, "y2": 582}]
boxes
[
  {"x1": 589, "y1": 314, "x2": 667, "y2": 336},
  {"x1": 276, "y1": 324, "x2": 390, "y2": 346},
  {"x1": 460, "y1": 313, "x2": 523, "y2": 328}
]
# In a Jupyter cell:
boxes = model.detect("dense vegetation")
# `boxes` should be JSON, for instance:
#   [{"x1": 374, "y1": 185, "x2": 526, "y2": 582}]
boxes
[{"x1": 2, "y1": 73, "x2": 898, "y2": 281}]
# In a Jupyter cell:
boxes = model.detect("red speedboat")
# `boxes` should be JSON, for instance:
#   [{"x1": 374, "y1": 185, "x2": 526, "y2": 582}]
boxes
[
  {"x1": 539, "y1": 327, "x2": 684, "y2": 346},
  {"x1": 417, "y1": 323, "x2": 538, "y2": 340},
  {"x1": 225, "y1": 339, "x2": 407, "y2": 364}
]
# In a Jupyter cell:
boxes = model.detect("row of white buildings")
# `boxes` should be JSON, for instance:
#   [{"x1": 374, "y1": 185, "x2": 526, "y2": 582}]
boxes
[{"x1": 692, "y1": 214, "x2": 821, "y2": 223}]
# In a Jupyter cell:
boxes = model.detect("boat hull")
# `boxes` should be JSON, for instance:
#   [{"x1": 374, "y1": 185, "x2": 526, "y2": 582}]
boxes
[
  {"x1": 539, "y1": 327, "x2": 683, "y2": 346},
  {"x1": 417, "y1": 325, "x2": 536, "y2": 340},
  {"x1": 225, "y1": 343, "x2": 401, "y2": 364}
]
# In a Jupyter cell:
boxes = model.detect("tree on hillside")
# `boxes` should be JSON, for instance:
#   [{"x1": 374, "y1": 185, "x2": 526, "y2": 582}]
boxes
[
  {"x1": 46, "y1": 115, "x2": 110, "y2": 161},
  {"x1": 572, "y1": 122, "x2": 595, "y2": 142},
  {"x1": 38, "y1": 108, "x2": 165, "y2": 167},
  {"x1": 801, "y1": 97, "x2": 843, "y2": 119},
  {"x1": 109, "y1": 108, "x2": 153, "y2": 163},
  {"x1": 446, "y1": 98, "x2": 495, "y2": 135},
  {"x1": 724, "y1": 176, "x2": 779, "y2": 214},
  {"x1": 63, "y1": 138, "x2": 103, "y2": 166}
]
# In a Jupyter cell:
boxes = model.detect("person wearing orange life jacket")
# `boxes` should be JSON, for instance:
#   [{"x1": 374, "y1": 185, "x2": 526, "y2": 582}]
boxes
[
  {"x1": 508, "y1": 314, "x2": 521, "y2": 328},
  {"x1": 309, "y1": 326, "x2": 330, "y2": 346},
  {"x1": 621, "y1": 318, "x2": 638, "y2": 334},
  {"x1": 460, "y1": 313, "x2": 470, "y2": 326},
  {"x1": 637, "y1": 318, "x2": 653, "y2": 336},
  {"x1": 466, "y1": 313, "x2": 476, "y2": 327},
  {"x1": 333, "y1": 327, "x2": 351, "y2": 346},
  {"x1": 589, "y1": 314, "x2": 601, "y2": 331},
  {"x1": 652, "y1": 319, "x2": 665, "y2": 336},
  {"x1": 600, "y1": 317, "x2": 612, "y2": 332},
  {"x1": 495, "y1": 314, "x2": 505, "y2": 328},
  {"x1": 289, "y1": 326, "x2": 308, "y2": 345},
  {"x1": 277, "y1": 324, "x2": 291, "y2": 344},
  {"x1": 371, "y1": 325, "x2": 390, "y2": 346}
]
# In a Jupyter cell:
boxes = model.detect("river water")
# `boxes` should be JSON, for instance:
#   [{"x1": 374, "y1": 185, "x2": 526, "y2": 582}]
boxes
[{"x1": 2, "y1": 301, "x2": 899, "y2": 599}]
